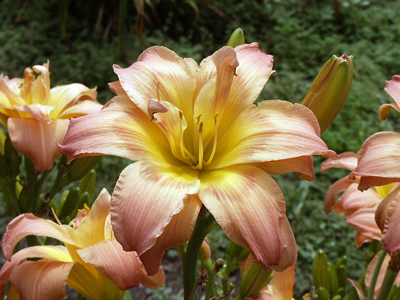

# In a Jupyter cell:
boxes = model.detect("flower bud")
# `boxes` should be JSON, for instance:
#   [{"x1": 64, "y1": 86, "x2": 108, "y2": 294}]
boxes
[
  {"x1": 301, "y1": 54, "x2": 354, "y2": 134},
  {"x1": 238, "y1": 262, "x2": 273, "y2": 298},
  {"x1": 312, "y1": 250, "x2": 330, "y2": 295},
  {"x1": 227, "y1": 28, "x2": 245, "y2": 48}
]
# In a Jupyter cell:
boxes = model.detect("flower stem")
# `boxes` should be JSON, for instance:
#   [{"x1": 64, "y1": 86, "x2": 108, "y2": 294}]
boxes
[
  {"x1": 183, "y1": 207, "x2": 207, "y2": 300},
  {"x1": 368, "y1": 250, "x2": 387, "y2": 300}
]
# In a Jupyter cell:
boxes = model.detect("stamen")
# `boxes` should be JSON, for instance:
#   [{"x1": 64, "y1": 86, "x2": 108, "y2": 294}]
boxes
[
  {"x1": 51, "y1": 207, "x2": 62, "y2": 226},
  {"x1": 194, "y1": 122, "x2": 204, "y2": 169},
  {"x1": 179, "y1": 111, "x2": 197, "y2": 163},
  {"x1": 148, "y1": 98, "x2": 168, "y2": 120},
  {"x1": 234, "y1": 68, "x2": 238, "y2": 76},
  {"x1": 196, "y1": 114, "x2": 202, "y2": 125},
  {"x1": 84, "y1": 203, "x2": 90, "y2": 215},
  {"x1": 204, "y1": 113, "x2": 219, "y2": 165}
]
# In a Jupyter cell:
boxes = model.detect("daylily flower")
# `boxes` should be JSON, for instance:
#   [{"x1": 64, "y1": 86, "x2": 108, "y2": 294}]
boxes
[
  {"x1": 59, "y1": 43, "x2": 335, "y2": 274},
  {"x1": 0, "y1": 62, "x2": 102, "y2": 171},
  {"x1": 0, "y1": 189, "x2": 165, "y2": 300},
  {"x1": 322, "y1": 152, "x2": 396, "y2": 247},
  {"x1": 352, "y1": 75, "x2": 400, "y2": 190}
]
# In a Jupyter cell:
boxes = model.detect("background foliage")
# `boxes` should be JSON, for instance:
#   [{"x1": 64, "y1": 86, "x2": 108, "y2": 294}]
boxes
[{"x1": 1, "y1": 0, "x2": 400, "y2": 298}]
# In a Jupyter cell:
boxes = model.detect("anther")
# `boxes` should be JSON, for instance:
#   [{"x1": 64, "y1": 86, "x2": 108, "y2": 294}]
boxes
[{"x1": 196, "y1": 114, "x2": 202, "y2": 125}]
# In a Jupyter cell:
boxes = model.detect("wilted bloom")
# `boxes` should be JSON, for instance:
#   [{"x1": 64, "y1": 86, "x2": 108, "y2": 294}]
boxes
[
  {"x1": 60, "y1": 43, "x2": 335, "y2": 273},
  {"x1": 352, "y1": 76, "x2": 400, "y2": 190},
  {"x1": 0, "y1": 189, "x2": 164, "y2": 300},
  {"x1": 0, "y1": 62, "x2": 102, "y2": 171},
  {"x1": 301, "y1": 54, "x2": 353, "y2": 134},
  {"x1": 322, "y1": 152, "x2": 396, "y2": 247}
]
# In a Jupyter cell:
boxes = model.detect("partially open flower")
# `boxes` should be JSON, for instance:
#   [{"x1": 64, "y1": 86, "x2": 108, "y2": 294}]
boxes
[
  {"x1": 0, "y1": 62, "x2": 102, "y2": 171},
  {"x1": 0, "y1": 189, "x2": 164, "y2": 300}
]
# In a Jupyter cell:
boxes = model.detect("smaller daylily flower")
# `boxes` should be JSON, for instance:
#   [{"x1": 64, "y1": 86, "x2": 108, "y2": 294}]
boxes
[
  {"x1": 0, "y1": 62, "x2": 102, "y2": 171},
  {"x1": 352, "y1": 76, "x2": 400, "y2": 190},
  {"x1": 0, "y1": 189, "x2": 165, "y2": 300},
  {"x1": 322, "y1": 152, "x2": 396, "y2": 247}
]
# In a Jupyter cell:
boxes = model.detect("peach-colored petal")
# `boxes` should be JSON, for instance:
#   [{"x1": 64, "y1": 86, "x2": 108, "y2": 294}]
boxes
[
  {"x1": 348, "y1": 278, "x2": 366, "y2": 300},
  {"x1": 140, "y1": 267, "x2": 165, "y2": 289},
  {"x1": 354, "y1": 132, "x2": 400, "y2": 190},
  {"x1": 77, "y1": 239, "x2": 142, "y2": 290},
  {"x1": 2, "y1": 214, "x2": 77, "y2": 261},
  {"x1": 219, "y1": 43, "x2": 274, "y2": 135},
  {"x1": 325, "y1": 178, "x2": 359, "y2": 214},
  {"x1": 209, "y1": 100, "x2": 335, "y2": 169},
  {"x1": 14, "y1": 104, "x2": 55, "y2": 123},
  {"x1": 0, "y1": 75, "x2": 25, "y2": 106},
  {"x1": 273, "y1": 216, "x2": 297, "y2": 272},
  {"x1": 378, "y1": 186, "x2": 400, "y2": 255},
  {"x1": 199, "y1": 165, "x2": 289, "y2": 271},
  {"x1": 345, "y1": 207, "x2": 382, "y2": 247},
  {"x1": 114, "y1": 46, "x2": 196, "y2": 118},
  {"x1": 62, "y1": 100, "x2": 103, "y2": 119},
  {"x1": 334, "y1": 183, "x2": 381, "y2": 216},
  {"x1": 75, "y1": 188, "x2": 111, "y2": 248},
  {"x1": 11, "y1": 260, "x2": 75, "y2": 300},
  {"x1": 111, "y1": 161, "x2": 200, "y2": 258},
  {"x1": 256, "y1": 156, "x2": 316, "y2": 181},
  {"x1": 8, "y1": 117, "x2": 70, "y2": 171},
  {"x1": 59, "y1": 96, "x2": 178, "y2": 165},
  {"x1": 321, "y1": 152, "x2": 359, "y2": 172},
  {"x1": 139, "y1": 194, "x2": 201, "y2": 275},
  {"x1": 0, "y1": 246, "x2": 72, "y2": 286},
  {"x1": 380, "y1": 75, "x2": 400, "y2": 120}
]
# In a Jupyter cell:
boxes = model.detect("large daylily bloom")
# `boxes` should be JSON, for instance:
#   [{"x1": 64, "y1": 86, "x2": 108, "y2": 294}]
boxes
[
  {"x1": 60, "y1": 43, "x2": 335, "y2": 273},
  {"x1": 352, "y1": 76, "x2": 400, "y2": 190},
  {"x1": 322, "y1": 152, "x2": 396, "y2": 247},
  {"x1": 0, "y1": 62, "x2": 102, "y2": 171},
  {"x1": 0, "y1": 189, "x2": 164, "y2": 300}
]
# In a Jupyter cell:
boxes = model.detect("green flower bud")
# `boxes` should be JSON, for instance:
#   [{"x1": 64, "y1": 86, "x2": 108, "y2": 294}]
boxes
[
  {"x1": 0, "y1": 130, "x2": 6, "y2": 155},
  {"x1": 79, "y1": 169, "x2": 97, "y2": 201},
  {"x1": 301, "y1": 54, "x2": 354, "y2": 134},
  {"x1": 227, "y1": 28, "x2": 245, "y2": 48},
  {"x1": 312, "y1": 250, "x2": 330, "y2": 295}
]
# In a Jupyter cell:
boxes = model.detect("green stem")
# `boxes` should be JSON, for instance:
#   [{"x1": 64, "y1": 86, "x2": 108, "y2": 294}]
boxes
[
  {"x1": 368, "y1": 251, "x2": 387, "y2": 300},
  {"x1": 183, "y1": 208, "x2": 207, "y2": 300},
  {"x1": 0, "y1": 179, "x2": 21, "y2": 215},
  {"x1": 376, "y1": 262, "x2": 400, "y2": 300}
]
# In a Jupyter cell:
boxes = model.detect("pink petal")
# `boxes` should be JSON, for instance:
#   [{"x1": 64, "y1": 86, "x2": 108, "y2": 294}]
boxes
[
  {"x1": 111, "y1": 161, "x2": 200, "y2": 259},
  {"x1": 199, "y1": 165, "x2": 291, "y2": 271},
  {"x1": 272, "y1": 216, "x2": 297, "y2": 272},
  {"x1": 256, "y1": 155, "x2": 316, "y2": 181},
  {"x1": 140, "y1": 267, "x2": 165, "y2": 289},
  {"x1": 14, "y1": 104, "x2": 55, "y2": 123},
  {"x1": 210, "y1": 100, "x2": 335, "y2": 169},
  {"x1": 354, "y1": 132, "x2": 400, "y2": 190},
  {"x1": 59, "y1": 96, "x2": 176, "y2": 165},
  {"x1": 77, "y1": 239, "x2": 142, "y2": 290},
  {"x1": 61, "y1": 100, "x2": 103, "y2": 119},
  {"x1": 139, "y1": 194, "x2": 201, "y2": 275},
  {"x1": 114, "y1": 46, "x2": 196, "y2": 118},
  {"x1": 0, "y1": 246, "x2": 71, "y2": 286},
  {"x1": 346, "y1": 207, "x2": 382, "y2": 247},
  {"x1": 8, "y1": 117, "x2": 70, "y2": 171},
  {"x1": 0, "y1": 75, "x2": 25, "y2": 106},
  {"x1": 325, "y1": 178, "x2": 359, "y2": 214},
  {"x1": 380, "y1": 75, "x2": 400, "y2": 120},
  {"x1": 320, "y1": 152, "x2": 359, "y2": 172},
  {"x1": 2, "y1": 214, "x2": 77, "y2": 261},
  {"x1": 11, "y1": 260, "x2": 75, "y2": 300}
]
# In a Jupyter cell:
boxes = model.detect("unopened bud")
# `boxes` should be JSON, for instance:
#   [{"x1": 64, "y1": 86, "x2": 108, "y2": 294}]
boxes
[
  {"x1": 227, "y1": 28, "x2": 245, "y2": 48},
  {"x1": 301, "y1": 54, "x2": 354, "y2": 134},
  {"x1": 238, "y1": 262, "x2": 273, "y2": 298},
  {"x1": 312, "y1": 250, "x2": 330, "y2": 295}
]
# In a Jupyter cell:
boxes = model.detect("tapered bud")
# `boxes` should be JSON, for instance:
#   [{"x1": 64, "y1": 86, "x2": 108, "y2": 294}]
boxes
[
  {"x1": 227, "y1": 28, "x2": 245, "y2": 48},
  {"x1": 238, "y1": 262, "x2": 273, "y2": 298},
  {"x1": 301, "y1": 54, "x2": 354, "y2": 134},
  {"x1": 312, "y1": 250, "x2": 330, "y2": 295}
]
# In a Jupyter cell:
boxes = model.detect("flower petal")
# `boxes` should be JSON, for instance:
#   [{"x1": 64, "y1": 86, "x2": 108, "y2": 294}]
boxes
[
  {"x1": 8, "y1": 117, "x2": 70, "y2": 171},
  {"x1": 209, "y1": 100, "x2": 335, "y2": 169},
  {"x1": 0, "y1": 75, "x2": 25, "y2": 106},
  {"x1": 111, "y1": 161, "x2": 200, "y2": 258},
  {"x1": 59, "y1": 96, "x2": 178, "y2": 165},
  {"x1": 139, "y1": 194, "x2": 201, "y2": 275},
  {"x1": 380, "y1": 75, "x2": 400, "y2": 120},
  {"x1": 2, "y1": 214, "x2": 77, "y2": 261},
  {"x1": 77, "y1": 239, "x2": 142, "y2": 290},
  {"x1": 199, "y1": 165, "x2": 291, "y2": 271},
  {"x1": 0, "y1": 246, "x2": 72, "y2": 286},
  {"x1": 11, "y1": 260, "x2": 75, "y2": 300},
  {"x1": 62, "y1": 100, "x2": 103, "y2": 119},
  {"x1": 346, "y1": 207, "x2": 382, "y2": 247},
  {"x1": 14, "y1": 104, "x2": 55, "y2": 123},
  {"x1": 354, "y1": 132, "x2": 400, "y2": 190},
  {"x1": 114, "y1": 46, "x2": 196, "y2": 118},
  {"x1": 324, "y1": 178, "x2": 359, "y2": 214},
  {"x1": 321, "y1": 152, "x2": 359, "y2": 172},
  {"x1": 140, "y1": 267, "x2": 165, "y2": 289}
]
